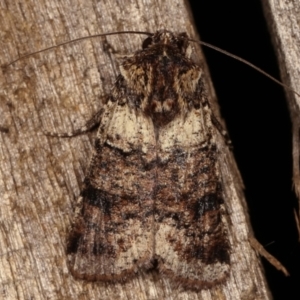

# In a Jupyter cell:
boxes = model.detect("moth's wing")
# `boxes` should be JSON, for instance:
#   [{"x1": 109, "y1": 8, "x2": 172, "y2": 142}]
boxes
[
  {"x1": 155, "y1": 104, "x2": 230, "y2": 289},
  {"x1": 66, "y1": 99, "x2": 157, "y2": 281}
]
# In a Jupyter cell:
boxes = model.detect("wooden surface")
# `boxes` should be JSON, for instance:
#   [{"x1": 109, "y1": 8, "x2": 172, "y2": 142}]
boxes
[
  {"x1": 0, "y1": 0, "x2": 271, "y2": 299},
  {"x1": 262, "y1": 0, "x2": 300, "y2": 203}
]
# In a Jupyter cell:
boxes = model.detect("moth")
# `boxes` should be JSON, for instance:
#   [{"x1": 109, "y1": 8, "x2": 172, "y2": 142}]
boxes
[{"x1": 65, "y1": 30, "x2": 230, "y2": 290}]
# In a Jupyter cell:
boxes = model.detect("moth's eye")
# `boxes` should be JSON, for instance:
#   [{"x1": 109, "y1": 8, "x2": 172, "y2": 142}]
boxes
[{"x1": 142, "y1": 37, "x2": 153, "y2": 49}]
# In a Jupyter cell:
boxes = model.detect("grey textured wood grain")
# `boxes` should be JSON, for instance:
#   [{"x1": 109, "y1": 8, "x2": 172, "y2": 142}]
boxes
[
  {"x1": 262, "y1": 0, "x2": 300, "y2": 204},
  {"x1": 0, "y1": 0, "x2": 271, "y2": 299}
]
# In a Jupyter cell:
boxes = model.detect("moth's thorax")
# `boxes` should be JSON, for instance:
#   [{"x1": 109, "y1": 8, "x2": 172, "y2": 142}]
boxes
[{"x1": 119, "y1": 31, "x2": 201, "y2": 127}]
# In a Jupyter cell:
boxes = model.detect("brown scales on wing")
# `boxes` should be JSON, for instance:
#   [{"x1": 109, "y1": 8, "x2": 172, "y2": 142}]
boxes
[{"x1": 67, "y1": 30, "x2": 230, "y2": 290}]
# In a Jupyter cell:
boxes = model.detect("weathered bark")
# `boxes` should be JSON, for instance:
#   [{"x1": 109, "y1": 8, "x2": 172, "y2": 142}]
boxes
[
  {"x1": 262, "y1": 1, "x2": 300, "y2": 206},
  {"x1": 0, "y1": 0, "x2": 271, "y2": 299}
]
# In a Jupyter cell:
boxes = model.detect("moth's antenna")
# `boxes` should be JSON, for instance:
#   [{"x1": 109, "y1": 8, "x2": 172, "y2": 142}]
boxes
[
  {"x1": 5, "y1": 30, "x2": 299, "y2": 98},
  {"x1": 5, "y1": 31, "x2": 152, "y2": 67},
  {"x1": 189, "y1": 38, "x2": 300, "y2": 97}
]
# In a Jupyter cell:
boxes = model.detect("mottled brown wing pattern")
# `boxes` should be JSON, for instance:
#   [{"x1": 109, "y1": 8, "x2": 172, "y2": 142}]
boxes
[
  {"x1": 155, "y1": 139, "x2": 230, "y2": 288},
  {"x1": 66, "y1": 99, "x2": 157, "y2": 281},
  {"x1": 66, "y1": 30, "x2": 230, "y2": 290}
]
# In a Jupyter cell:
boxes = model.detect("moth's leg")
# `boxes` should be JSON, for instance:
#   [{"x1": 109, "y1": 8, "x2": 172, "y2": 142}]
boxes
[
  {"x1": 43, "y1": 107, "x2": 104, "y2": 137},
  {"x1": 101, "y1": 36, "x2": 134, "y2": 79},
  {"x1": 43, "y1": 39, "x2": 122, "y2": 139},
  {"x1": 100, "y1": 37, "x2": 122, "y2": 77}
]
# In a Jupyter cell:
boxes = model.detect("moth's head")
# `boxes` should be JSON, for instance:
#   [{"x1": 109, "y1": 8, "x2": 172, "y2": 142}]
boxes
[{"x1": 142, "y1": 30, "x2": 192, "y2": 58}]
